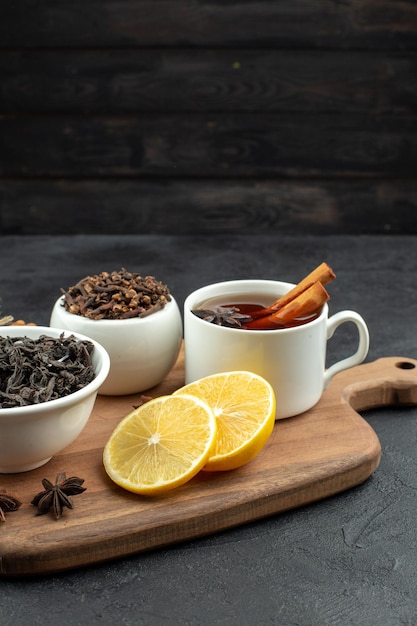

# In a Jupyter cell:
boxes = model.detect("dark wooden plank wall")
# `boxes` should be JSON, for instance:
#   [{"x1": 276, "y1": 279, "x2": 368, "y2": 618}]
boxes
[{"x1": 1, "y1": 0, "x2": 417, "y2": 235}]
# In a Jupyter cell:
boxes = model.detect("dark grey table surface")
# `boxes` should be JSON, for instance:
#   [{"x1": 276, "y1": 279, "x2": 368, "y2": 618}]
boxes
[{"x1": 1, "y1": 234, "x2": 417, "y2": 626}]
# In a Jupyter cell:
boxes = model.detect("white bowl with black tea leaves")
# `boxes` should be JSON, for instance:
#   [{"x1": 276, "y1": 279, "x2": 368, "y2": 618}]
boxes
[
  {"x1": 50, "y1": 269, "x2": 183, "y2": 396},
  {"x1": 0, "y1": 325, "x2": 110, "y2": 473}
]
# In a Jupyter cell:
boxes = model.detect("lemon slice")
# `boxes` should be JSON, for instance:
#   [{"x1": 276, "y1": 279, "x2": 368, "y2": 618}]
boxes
[
  {"x1": 103, "y1": 394, "x2": 217, "y2": 495},
  {"x1": 174, "y1": 371, "x2": 276, "y2": 471}
]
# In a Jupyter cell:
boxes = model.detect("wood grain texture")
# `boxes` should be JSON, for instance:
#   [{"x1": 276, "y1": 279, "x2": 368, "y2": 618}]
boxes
[
  {"x1": 1, "y1": 1, "x2": 417, "y2": 49},
  {"x1": 1, "y1": 179, "x2": 417, "y2": 235},
  {"x1": 1, "y1": 351, "x2": 417, "y2": 576},
  {"x1": 1, "y1": 50, "x2": 416, "y2": 115},
  {"x1": 1, "y1": 114, "x2": 416, "y2": 178},
  {"x1": 1, "y1": 0, "x2": 416, "y2": 235}
]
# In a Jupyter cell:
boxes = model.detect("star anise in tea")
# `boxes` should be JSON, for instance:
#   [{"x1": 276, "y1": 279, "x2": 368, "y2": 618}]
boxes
[
  {"x1": 0, "y1": 490, "x2": 22, "y2": 522},
  {"x1": 31, "y1": 473, "x2": 86, "y2": 520},
  {"x1": 192, "y1": 306, "x2": 253, "y2": 328}
]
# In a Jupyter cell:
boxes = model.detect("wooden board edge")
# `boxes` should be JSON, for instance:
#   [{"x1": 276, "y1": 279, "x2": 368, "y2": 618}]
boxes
[{"x1": 0, "y1": 442, "x2": 381, "y2": 577}]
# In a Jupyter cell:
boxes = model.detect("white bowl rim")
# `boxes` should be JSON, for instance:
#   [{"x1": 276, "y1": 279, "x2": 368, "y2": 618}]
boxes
[
  {"x1": 0, "y1": 325, "x2": 110, "y2": 415},
  {"x1": 52, "y1": 294, "x2": 179, "y2": 326}
]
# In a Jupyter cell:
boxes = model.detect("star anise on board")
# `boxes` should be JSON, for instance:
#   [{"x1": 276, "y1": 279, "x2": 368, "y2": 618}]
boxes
[
  {"x1": 191, "y1": 306, "x2": 253, "y2": 328},
  {"x1": 0, "y1": 491, "x2": 22, "y2": 522},
  {"x1": 31, "y1": 473, "x2": 86, "y2": 520}
]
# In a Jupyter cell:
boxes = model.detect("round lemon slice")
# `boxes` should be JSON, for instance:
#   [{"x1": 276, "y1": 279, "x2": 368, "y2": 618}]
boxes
[
  {"x1": 103, "y1": 394, "x2": 217, "y2": 495},
  {"x1": 174, "y1": 371, "x2": 276, "y2": 471}
]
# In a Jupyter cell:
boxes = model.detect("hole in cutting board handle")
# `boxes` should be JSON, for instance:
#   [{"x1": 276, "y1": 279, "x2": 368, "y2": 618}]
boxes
[
  {"x1": 395, "y1": 361, "x2": 416, "y2": 370},
  {"x1": 340, "y1": 357, "x2": 417, "y2": 413}
]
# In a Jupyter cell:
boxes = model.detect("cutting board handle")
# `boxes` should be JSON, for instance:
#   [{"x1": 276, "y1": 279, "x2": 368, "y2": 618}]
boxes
[{"x1": 330, "y1": 356, "x2": 417, "y2": 413}]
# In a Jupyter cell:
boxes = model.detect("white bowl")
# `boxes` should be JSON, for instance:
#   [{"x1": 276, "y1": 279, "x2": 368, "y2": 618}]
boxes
[
  {"x1": 50, "y1": 295, "x2": 183, "y2": 396},
  {"x1": 0, "y1": 326, "x2": 110, "y2": 473}
]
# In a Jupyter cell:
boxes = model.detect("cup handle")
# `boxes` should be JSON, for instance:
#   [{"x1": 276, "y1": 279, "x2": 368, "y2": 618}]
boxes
[{"x1": 323, "y1": 310, "x2": 369, "y2": 388}]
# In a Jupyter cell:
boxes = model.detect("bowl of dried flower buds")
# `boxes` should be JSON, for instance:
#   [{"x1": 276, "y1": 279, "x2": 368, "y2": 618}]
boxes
[
  {"x1": 0, "y1": 325, "x2": 110, "y2": 473},
  {"x1": 50, "y1": 269, "x2": 183, "y2": 396}
]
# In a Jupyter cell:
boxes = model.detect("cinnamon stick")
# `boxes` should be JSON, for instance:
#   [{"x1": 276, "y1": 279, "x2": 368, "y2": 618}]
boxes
[
  {"x1": 250, "y1": 262, "x2": 335, "y2": 319},
  {"x1": 246, "y1": 281, "x2": 330, "y2": 330}
]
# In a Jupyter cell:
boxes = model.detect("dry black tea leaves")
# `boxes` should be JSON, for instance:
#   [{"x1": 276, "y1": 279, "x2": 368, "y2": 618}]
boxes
[
  {"x1": 0, "y1": 491, "x2": 22, "y2": 522},
  {"x1": 31, "y1": 473, "x2": 86, "y2": 520},
  {"x1": 61, "y1": 268, "x2": 172, "y2": 320},
  {"x1": 0, "y1": 333, "x2": 95, "y2": 408}
]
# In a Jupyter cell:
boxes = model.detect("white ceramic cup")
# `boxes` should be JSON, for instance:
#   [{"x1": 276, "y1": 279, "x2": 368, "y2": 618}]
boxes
[{"x1": 184, "y1": 279, "x2": 369, "y2": 420}]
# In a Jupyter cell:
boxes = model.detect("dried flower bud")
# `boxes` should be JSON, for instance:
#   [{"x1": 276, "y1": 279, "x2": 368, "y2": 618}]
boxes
[{"x1": 61, "y1": 269, "x2": 172, "y2": 321}]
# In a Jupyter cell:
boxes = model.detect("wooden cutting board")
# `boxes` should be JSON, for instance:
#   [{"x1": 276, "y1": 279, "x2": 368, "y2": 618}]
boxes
[{"x1": 1, "y1": 349, "x2": 417, "y2": 577}]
